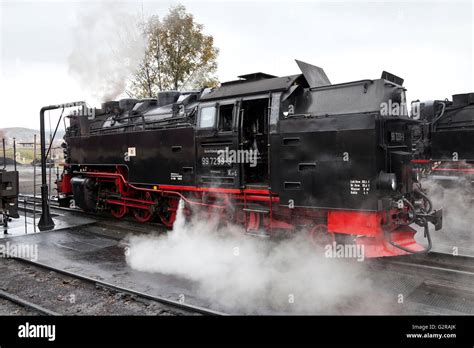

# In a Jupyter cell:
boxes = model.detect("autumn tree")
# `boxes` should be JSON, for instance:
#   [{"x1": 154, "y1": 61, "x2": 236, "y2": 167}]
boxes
[{"x1": 129, "y1": 5, "x2": 219, "y2": 98}]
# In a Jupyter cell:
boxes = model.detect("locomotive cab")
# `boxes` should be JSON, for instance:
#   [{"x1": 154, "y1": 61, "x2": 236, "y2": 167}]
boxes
[{"x1": 195, "y1": 95, "x2": 270, "y2": 188}]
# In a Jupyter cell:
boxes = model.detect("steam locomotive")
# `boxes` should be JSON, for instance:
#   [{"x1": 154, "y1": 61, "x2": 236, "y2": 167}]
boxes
[
  {"x1": 412, "y1": 93, "x2": 474, "y2": 188},
  {"x1": 57, "y1": 60, "x2": 442, "y2": 258}
]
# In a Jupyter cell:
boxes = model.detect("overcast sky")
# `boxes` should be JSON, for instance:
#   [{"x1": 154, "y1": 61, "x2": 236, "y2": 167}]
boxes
[{"x1": 0, "y1": 0, "x2": 473, "y2": 129}]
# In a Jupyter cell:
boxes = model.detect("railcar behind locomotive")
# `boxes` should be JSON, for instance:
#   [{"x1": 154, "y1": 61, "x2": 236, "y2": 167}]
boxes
[
  {"x1": 57, "y1": 60, "x2": 442, "y2": 257},
  {"x1": 1, "y1": 139, "x2": 19, "y2": 230},
  {"x1": 412, "y1": 92, "x2": 474, "y2": 187}
]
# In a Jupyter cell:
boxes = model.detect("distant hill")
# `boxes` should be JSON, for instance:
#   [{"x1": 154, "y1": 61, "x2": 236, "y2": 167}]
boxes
[
  {"x1": 0, "y1": 127, "x2": 65, "y2": 143},
  {"x1": 0, "y1": 127, "x2": 65, "y2": 165}
]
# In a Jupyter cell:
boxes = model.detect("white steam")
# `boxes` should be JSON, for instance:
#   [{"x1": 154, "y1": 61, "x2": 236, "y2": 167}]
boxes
[
  {"x1": 418, "y1": 177, "x2": 473, "y2": 253},
  {"x1": 126, "y1": 203, "x2": 379, "y2": 314},
  {"x1": 68, "y1": 2, "x2": 145, "y2": 102}
]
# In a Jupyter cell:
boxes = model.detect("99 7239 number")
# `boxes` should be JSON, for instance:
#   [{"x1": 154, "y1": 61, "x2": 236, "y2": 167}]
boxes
[{"x1": 201, "y1": 156, "x2": 232, "y2": 166}]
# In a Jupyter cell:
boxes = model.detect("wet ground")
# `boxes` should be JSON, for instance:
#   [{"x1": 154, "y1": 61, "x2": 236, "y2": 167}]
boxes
[
  {"x1": 0, "y1": 226, "x2": 215, "y2": 312},
  {"x1": 1, "y1": 221, "x2": 473, "y2": 315},
  {"x1": 0, "y1": 211, "x2": 95, "y2": 238}
]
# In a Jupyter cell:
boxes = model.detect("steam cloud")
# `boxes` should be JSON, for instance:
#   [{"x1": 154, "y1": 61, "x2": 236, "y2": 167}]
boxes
[
  {"x1": 68, "y1": 2, "x2": 145, "y2": 102},
  {"x1": 126, "y1": 204, "x2": 382, "y2": 314}
]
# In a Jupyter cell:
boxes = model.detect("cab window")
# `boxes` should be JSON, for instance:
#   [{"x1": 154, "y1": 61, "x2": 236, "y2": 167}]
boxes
[{"x1": 199, "y1": 106, "x2": 216, "y2": 128}]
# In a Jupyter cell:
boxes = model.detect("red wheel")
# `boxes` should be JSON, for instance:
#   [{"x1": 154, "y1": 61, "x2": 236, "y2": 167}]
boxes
[
  {"x1": 130, "y1": 191, "x2": 155, "y2": 223},
  {"x1": 309, "y1": 224, "x2": 335, "y2": 246},
  {"x1": 110, "y1": 205, "x2": 127, "y2": 219},
  {"x1": 133, "y1": 208, "x2": 153, "y2": 223},
  {"x1": 158, "y1": 199, "x2": 178, "y2": 228}
]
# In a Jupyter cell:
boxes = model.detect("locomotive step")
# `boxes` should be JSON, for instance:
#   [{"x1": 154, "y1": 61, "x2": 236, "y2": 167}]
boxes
[
  {"x1": 245, "y1": 230, "x2": 271, "y2": 238},
  {"x1": 243, "y1": 207, "x2": 270, "y2": 214},
  {"x1": 244, "y1": 183, "x2": 269, "y2": 190}
]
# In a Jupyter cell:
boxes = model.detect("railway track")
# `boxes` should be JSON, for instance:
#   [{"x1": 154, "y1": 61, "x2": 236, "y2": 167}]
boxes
[
  {"x1": 0, "y1": 289, "x2": 60, "y2": 316},
  {"x1": 18, "y1": 194, "x2": 168, "y2": 234},
  {"x1": 0, "y1": 252, "x2": 225, "y2": 316},
  {"x1": 19, "y1": 195, "x2": 171, "y2": 239},
  {"x1": 377, "y1": 252, "x2": 474, "y2": 278},
  {"x1": 4, "y1": 200, "x2": 225, "y2": 315}
]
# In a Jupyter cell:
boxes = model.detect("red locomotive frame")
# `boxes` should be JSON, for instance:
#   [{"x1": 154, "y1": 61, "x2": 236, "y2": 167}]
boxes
[{"x1": 58, "y1": 165, "x2": 424, "y2": 258}]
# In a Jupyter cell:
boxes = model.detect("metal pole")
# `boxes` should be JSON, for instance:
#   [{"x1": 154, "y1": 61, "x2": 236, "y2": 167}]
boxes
[
  {"x1": 38, "y1": 102, "x2": 85, "y2": 231},
  {"x1": 2, "y1": 138, "x2": 5, "y2": 170},
  {"x1": 14, "y1": 138, "x2": 20, "y2": 230},
  {"x1": 24, "y1": 198, "x2": 27, "y2": 234},
  {"x1": 33, "y1": 134, "x2": 37, "y2": 232},
  {"x1": 48, "y1": 138, "x2": 52, "y2": 200},
  {"x1": 3, "y1": 213, "x2": 7, "y2": 234},
  {"x1": 48, "y1": 112, "x2": 52, "y2": 200},
  {"x1": 1, "y1": 139, "x2": 7, "y2": 235},
  {"x1": 13, "y1": 138, "x2": 16, "y2": 172},
  {"x1": 38, "y1": 109, "x2": 55, "y2": 231}
]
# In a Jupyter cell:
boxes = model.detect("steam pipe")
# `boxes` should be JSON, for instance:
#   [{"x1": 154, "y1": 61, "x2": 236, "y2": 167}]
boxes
[
  {"x1": 38, "y1": 102, "x2": 85, "y2": 231},
  {"x1": 389, "y1": 219, "x2": 432, "y2": 254},
  {"x1": 430, "y1": 101, "x2": 446, "y2": 132}
]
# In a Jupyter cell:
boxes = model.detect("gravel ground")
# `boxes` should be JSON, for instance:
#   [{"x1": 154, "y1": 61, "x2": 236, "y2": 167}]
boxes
[
  {"x1": 0, "y1": 258, "x2": 192, "y2": 316},
  {"x1": 0, "y1": 298, "x2": 38, "y2": 315}
]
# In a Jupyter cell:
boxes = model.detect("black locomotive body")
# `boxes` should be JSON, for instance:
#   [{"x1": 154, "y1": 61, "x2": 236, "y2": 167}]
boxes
[
  {"x1": 58, "y1": 60, "x2": 442, "y2": 257},
  {"x1": 0, "y1": 169, "x2": 19, "y2": 220},
  {"x1": 413, "y1": 92, "x2": 474, "y2": 187},
  {"x1": 1, "y1": 140, "x2": 19, "y2": 227}
]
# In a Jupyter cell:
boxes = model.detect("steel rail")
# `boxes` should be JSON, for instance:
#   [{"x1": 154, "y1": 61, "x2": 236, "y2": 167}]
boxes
[
  {"x1": 374, "y1": 252, "x2": 474, "y2": 278},
  {"x1": 0, "y1": 289, "x2": 60, "y2": 316},
  {"x1": 3, "y1": 254, "x2": 226, "y2": 316}
]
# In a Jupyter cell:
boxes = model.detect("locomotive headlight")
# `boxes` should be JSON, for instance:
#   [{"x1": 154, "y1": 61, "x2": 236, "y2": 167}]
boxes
[
  {"x1": 391, "y1": 177, "x2": 397, "y2": 190},
  {"x1": 377, "y1": 172, "x2": 397, "y2": 191}
]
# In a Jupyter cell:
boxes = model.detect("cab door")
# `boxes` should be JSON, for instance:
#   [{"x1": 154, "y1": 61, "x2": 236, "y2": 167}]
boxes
[{"x1": 195, "y1": 100, "x2": 241, "y2": 188}]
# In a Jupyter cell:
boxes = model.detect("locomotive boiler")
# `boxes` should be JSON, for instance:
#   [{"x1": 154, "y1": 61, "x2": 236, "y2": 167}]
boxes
[{"x1": 56, "y1": 60, "x2": 442, "y2": 257}]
